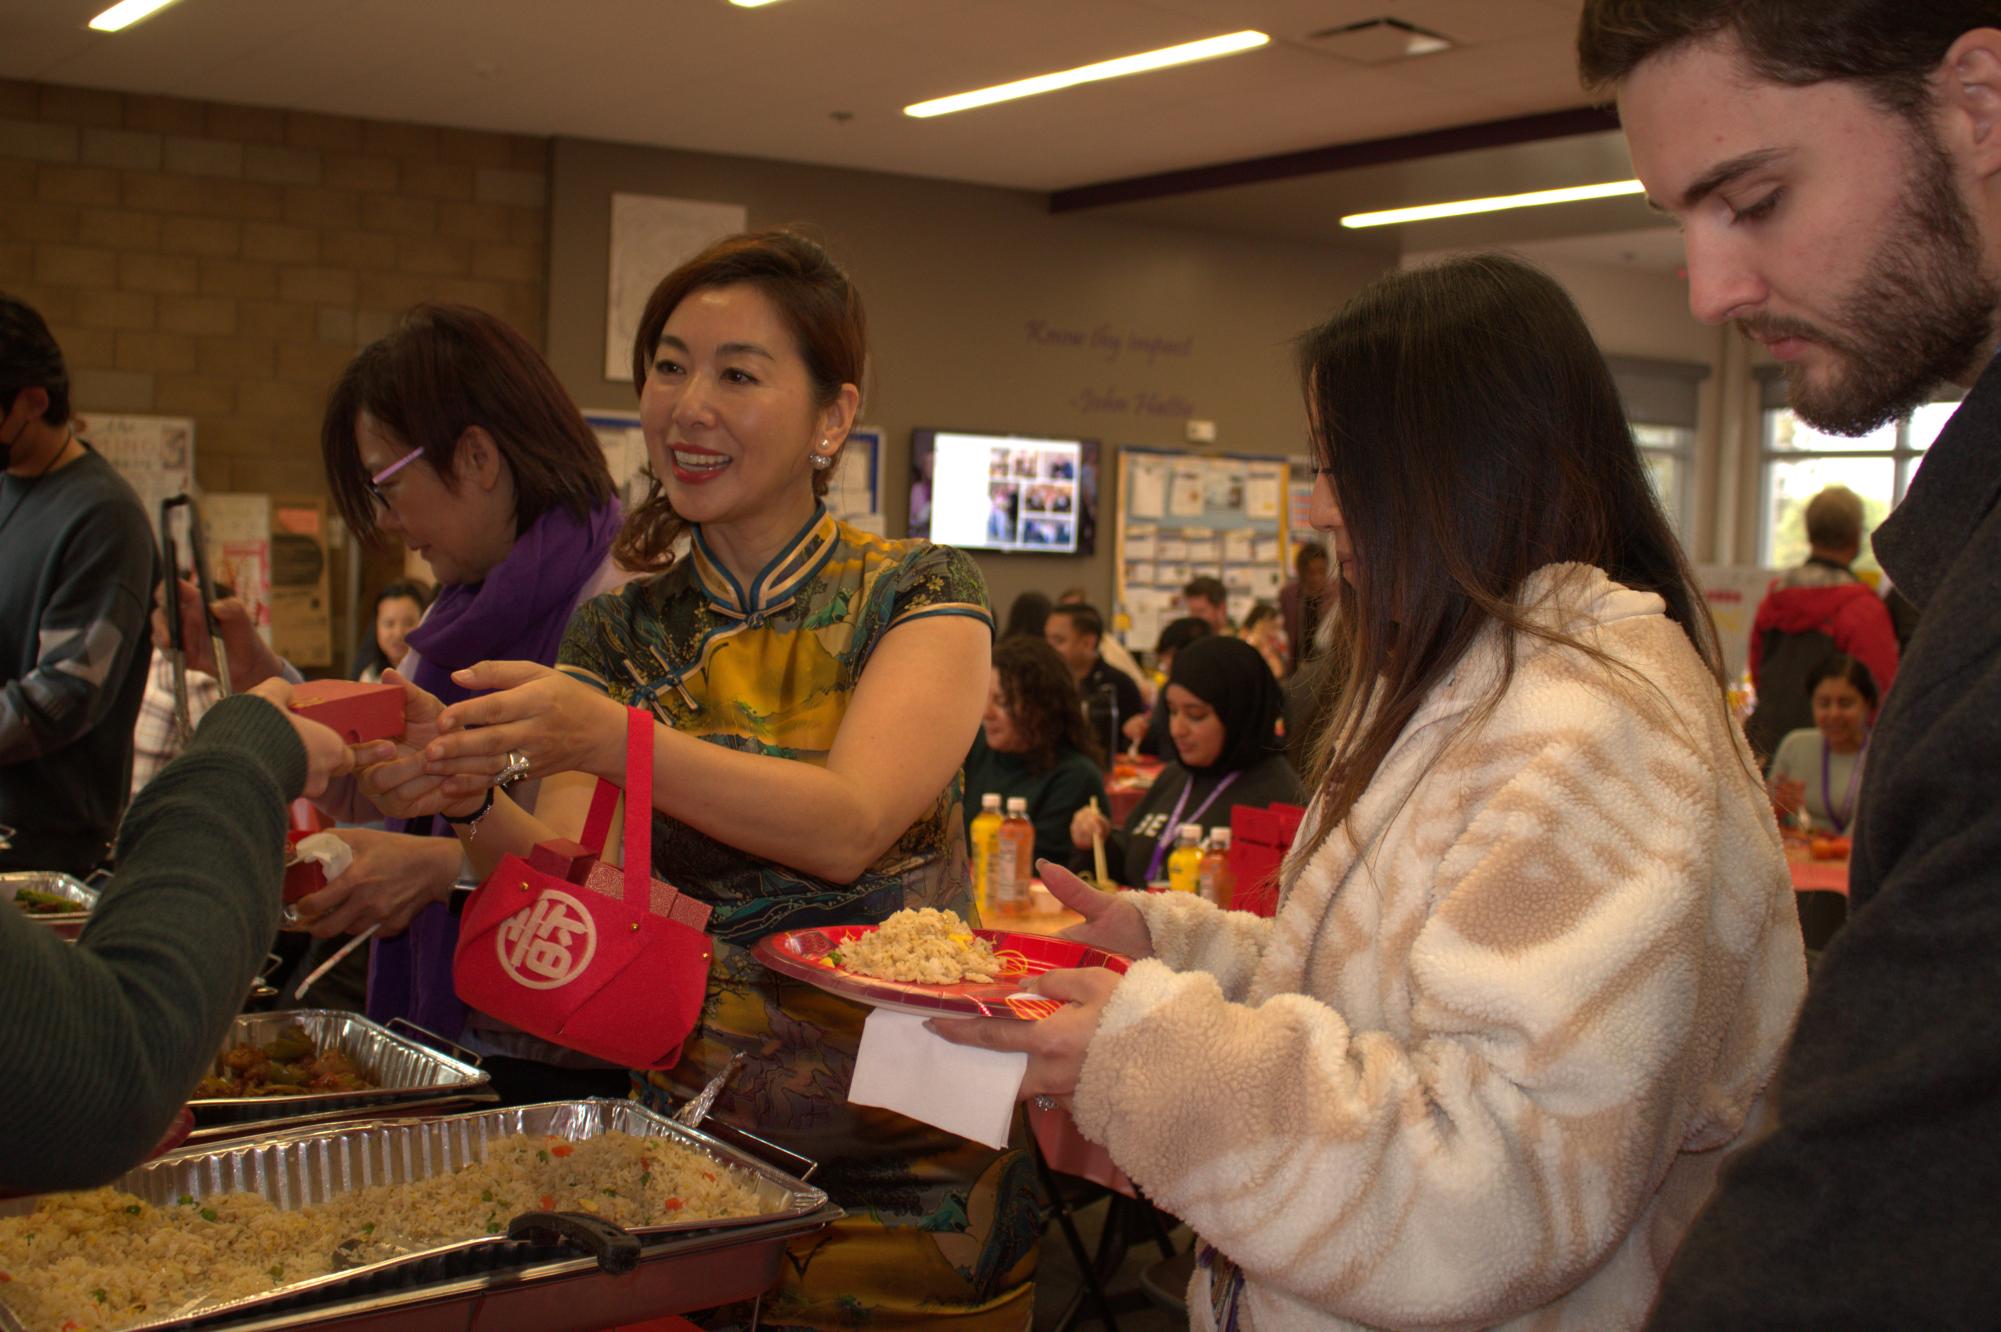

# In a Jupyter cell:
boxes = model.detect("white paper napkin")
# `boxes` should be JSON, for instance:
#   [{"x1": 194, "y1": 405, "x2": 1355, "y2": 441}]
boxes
[
  {"x1": 292, "y1": 831, "x2": 354, "y2": 881},
  {"x1": 847, "y1": 1009, "x2": 1027, "y2": 1149}
]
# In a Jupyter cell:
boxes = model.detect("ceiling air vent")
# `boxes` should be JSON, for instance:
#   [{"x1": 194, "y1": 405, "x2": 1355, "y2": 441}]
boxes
[{"x1": 1307, "y1": 17, "x2": 1454, "y2": 64}]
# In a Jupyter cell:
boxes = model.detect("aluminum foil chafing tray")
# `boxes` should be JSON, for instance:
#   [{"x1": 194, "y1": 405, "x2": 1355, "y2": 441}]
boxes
[
  {"x1": 0, "y1": 1099, "x2": 839, "y2": 1332},
  {"x1": 184, "y1": 1010, "x2": 494, "y2": 1142},
  {"x1": 2, "y1": 871, "x2": 98, "y2": 940}
]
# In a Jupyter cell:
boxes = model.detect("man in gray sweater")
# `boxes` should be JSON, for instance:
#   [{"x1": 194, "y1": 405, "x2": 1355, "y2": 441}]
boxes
[
  {"x1": 1582, "y1": 1, "x2": 2001, "y2": 1323},
  {"x1": 0, "y1": 682, "x2": 351, "y2": 1194}
]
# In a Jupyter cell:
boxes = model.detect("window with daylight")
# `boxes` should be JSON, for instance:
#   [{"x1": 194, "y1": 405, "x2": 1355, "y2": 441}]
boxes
[
  {"x1": 1756, "y1": 369, "x2": 1958, "y2": 571},
  {"x1": 1609, "y1": 357, "x2": 1709, "y2": 539}
]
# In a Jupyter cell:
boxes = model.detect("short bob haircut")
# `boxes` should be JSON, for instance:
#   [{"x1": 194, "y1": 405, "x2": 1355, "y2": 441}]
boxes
[
  {"x1": 321, "y1": 305, "x2": 613, "y2": 550},
  {"x1": 617, "y1": 228, "x2": 867, "y2": 573}
]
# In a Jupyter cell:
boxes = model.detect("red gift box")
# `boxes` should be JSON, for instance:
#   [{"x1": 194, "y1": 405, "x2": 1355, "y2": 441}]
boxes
[
  {"x1": 1227, "y1": 802, "x2": 1307, "y2": 917},
  {"x1": 288, "y1": 679, "x2": 406, "y2": 744}
]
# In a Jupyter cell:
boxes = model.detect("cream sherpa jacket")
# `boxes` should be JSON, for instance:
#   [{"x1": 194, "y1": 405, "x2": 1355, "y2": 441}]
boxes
[{"x1": 1071, "y1": 564, "x2": 1806, "y2": 1332}]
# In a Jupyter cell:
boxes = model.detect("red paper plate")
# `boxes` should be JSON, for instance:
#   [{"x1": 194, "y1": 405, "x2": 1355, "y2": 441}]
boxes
[{"x1": 751, "y1": 926, "x2": 1130, "y2": 1020}]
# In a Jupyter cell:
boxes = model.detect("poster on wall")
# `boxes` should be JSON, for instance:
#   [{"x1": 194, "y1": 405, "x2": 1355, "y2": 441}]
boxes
[
  {"x1": 202, "y1": 493, "x2": 273, "y2": 647},
  {"x1": 828, "y1": 427, "x2": 881, "y2": 533},
  {"x1": 1114, "y1": 447, "x2": 1290, "y2": 651},
  {"x1": 270, "y1": 497, "x2": 333, "y2": 669},
  {"x1": 585, "y1": 409, "x2": 652, "y2": 511},
  {"x1": 85, "y1": 413, "x2": 194, "y2": 538},
  {"x1": 1697, "y1": 564, "x2": 1780, "y2": 681},
  {"x1": 604, "y1": 194, "x2": 747, "y2": 381}
]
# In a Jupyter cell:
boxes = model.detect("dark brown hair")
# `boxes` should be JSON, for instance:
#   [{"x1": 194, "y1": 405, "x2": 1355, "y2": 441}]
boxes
[
  {"x1": 615, "y1": 228, "x2": 868, "y2": 573},
  {"x1": 1048, "y1": 603, "x2": 1103, "y2": 645},
  {"x1": 1577, "y1": 0, "x2": 1996, "y2": 120},
  {"x1": 1807, "y1": 653, "x2": 1880, "y2": 711},
  {"x1": 321, "y1": 305, "x2": 613, "y2": 547},
  {"x1": 0, "y1": 293, "x2": 70, "y2": 425},
  {"x1": 1296, "y1": 253, "x2": 1726, "y2": 855},
  {"x1": 993, "y1": 635, "x2": 1105, "y2": 771}
]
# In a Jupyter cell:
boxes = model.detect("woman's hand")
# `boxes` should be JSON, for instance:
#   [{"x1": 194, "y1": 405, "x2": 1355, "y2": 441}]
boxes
[
  {"x1": 1770, "y1": 776, "x2": 1806, "y2": 821},
  {"x1": 422, "y1": 661, "x2": 628, "y2": 790},
  {"x1": 245, "y1": 679, "x2": 354, "y2": 799},
  {"x1": 153, "y1": 577, "x2": 284, "y2": 688},
  {"x1": 927, "y1": 967, "x2": 1122, "y2": 1102},
  {"x1": 292, "y1": 828, "x2": 463, "y2": 939},
  {"x1": 350, "y1": 670, "x2": 474, "y2": 820},
  {"x1": 1041, "y1": 859, "x2": 1152, "y2": 959},
  {"x1": 1069, "y1": 806, "x2": 1115, "y2": 852},
  {"x1": 1120, "y1": 713, "x2": 1150, "y2": 746}
]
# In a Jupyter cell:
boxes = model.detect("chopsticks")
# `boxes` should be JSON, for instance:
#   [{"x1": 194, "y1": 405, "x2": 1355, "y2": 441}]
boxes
[
  {"x1": 292, "y1": 925, "x2": 379, "y2": 1001},
  {"x1": 1088, "y1": 797, "x2": 1109, "y2": 888}
]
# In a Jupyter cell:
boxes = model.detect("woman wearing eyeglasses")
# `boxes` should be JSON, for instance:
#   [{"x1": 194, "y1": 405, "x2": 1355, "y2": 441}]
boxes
[
  {"x1": 174, "y1": 305, "x2": 632, "y2": 1100},
  {"x1": 320, "y1": 305, "x2": 632, "y2": 1099}
]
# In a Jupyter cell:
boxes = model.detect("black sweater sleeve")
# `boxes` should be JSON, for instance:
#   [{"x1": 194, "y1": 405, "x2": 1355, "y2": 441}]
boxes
[{"x1": 0, "y1": 695, "x2": 304, "y2": 1193}]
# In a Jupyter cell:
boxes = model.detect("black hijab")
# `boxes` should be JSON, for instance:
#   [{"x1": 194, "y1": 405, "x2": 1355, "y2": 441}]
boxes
[{"x1": 1165, "y1": 635, "x2": 1284, "y2": 775}]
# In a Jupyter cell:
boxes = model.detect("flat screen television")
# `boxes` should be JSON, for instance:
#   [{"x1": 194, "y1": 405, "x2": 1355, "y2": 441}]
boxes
[{"x1": 908, "y1": 429, "x2": 1098, "y2": 556}]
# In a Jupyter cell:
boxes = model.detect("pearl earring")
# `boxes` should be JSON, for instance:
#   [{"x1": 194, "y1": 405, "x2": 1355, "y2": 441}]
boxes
[{"x1": 811, "y1": 439, "x2": 834, "y2": 470}]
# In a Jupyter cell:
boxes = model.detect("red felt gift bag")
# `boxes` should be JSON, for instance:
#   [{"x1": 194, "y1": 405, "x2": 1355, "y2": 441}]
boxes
[{"x1": 453, "y1": 707, "x2": 712, "y2": 1070}]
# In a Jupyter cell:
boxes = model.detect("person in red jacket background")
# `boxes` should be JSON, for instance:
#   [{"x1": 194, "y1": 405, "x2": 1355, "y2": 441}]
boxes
[{"x1": 1744, "y1": 485, "x2": 1899, "y2": 765}]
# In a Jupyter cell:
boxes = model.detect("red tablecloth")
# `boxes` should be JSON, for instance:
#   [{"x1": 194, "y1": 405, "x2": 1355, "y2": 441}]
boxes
[
  {"x1": 1786, "y1": 848, "x2": 1850, "y2": 895},
  {"x1": 1031, "y1": 1101, "x2": 1134, "y2": 1198}
]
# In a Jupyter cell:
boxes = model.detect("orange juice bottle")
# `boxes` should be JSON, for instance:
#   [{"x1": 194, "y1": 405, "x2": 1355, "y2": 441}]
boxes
[
  {"x1": 993, "y1": 797, "x2": 1034, "y2": 916},
  {"x1": 969, "y1": 793, "x2": 1003, "y2": 917},
  {"x1": 1167, "y1": 823, "x2": 1204, "y2": 895},
  {"x1": 1197, "y1": 828, "x2": 1234, "y2": 909}
]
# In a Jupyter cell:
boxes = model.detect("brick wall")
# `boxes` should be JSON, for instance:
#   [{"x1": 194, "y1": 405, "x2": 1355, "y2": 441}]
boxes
[{"x1": 0, "y1": 79, "x2": 550, "y2": 500}]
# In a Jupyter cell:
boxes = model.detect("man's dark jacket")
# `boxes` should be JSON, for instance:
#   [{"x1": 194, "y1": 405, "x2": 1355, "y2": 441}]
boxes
[{"x1": 1649, "y1": 355, "x2": 2001, "y2": 1327}]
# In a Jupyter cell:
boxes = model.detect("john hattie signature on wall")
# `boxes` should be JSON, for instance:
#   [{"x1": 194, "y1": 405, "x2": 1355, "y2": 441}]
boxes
[{"x1": 1025, "y1": 318, "x2": 1197, "y2": 418}]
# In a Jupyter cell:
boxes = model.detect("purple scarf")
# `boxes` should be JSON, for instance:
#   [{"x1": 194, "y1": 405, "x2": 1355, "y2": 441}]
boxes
[{"x1": 366, "y1": 499, "x2": 623, "y2": 1039}]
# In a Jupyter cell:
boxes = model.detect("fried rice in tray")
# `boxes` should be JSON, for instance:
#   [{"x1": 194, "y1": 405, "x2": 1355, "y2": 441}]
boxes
[{"x1": 0, "y1": 1130, "x2": 761, "y2": 1332}]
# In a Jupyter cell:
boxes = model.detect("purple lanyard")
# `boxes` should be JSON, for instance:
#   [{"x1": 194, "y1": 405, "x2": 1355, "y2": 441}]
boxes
[
  {"x1": 1820, "y1": 732, "x2": 1869, "y2": 834},
  {"x1": 1144, "y1": 771, "x2": 1239, "y2": 882}
]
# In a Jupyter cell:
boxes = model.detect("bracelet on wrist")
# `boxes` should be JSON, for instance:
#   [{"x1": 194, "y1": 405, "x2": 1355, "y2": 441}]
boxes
[{"x1": 439, "y1": 786, "x2": 496, "y2": 836}]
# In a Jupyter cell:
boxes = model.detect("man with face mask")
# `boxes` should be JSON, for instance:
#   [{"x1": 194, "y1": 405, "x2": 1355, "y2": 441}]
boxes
[
  {"x1": 1581, "y1": 3, "x2": 2001, "y2": 1325},
  {"x1": 0, "y1": 294, "x2": 158, "y2": 875}
]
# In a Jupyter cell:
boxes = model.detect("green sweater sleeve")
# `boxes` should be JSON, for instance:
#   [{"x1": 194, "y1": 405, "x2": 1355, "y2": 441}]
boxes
[{"x1": 0, "y1": 694, "x2": 304, "y2": 1193}]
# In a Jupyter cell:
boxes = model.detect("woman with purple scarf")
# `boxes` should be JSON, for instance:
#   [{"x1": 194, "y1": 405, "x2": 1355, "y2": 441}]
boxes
[{"x1": 176, "y1": 305, "x2": 632, "y2": 1102}]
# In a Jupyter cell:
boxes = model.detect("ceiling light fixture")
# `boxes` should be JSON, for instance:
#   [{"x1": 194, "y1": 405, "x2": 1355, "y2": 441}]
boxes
[
  {"x1": 1340, "y1": 179, "x2": 1646, "y2": 228},
  {"x1": 87, "y1": 0, "x2": 183, "y2": 32},
  {"x1": 728, "y1": 0, "x2": 786, "y2": 7},
  {"x1": 904, "y1": 29, "x2": 1270, "y2": 119}
]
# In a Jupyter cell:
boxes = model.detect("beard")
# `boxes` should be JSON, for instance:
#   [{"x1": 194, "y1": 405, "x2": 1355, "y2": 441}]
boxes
[{"x1": 1738, "y1": 127, "x2": 1996, "y2": 437}]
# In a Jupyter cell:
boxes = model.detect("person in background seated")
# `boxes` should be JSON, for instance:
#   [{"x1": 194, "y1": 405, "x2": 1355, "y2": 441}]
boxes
[
  {"x1": 1058, "y1": 585, "x2": 1151, "y2": 703},
  {"x1": 354, "y1": 580, "x2": 431, "y2": 683},
  {"x1": 999, "y1": 589, "x2": 1051, "y2": 641},
  {"x1": 1279, "y1": 540, "x2": 1331, "y2": 671},
  {"x1": 1071, "y1": 635, "x2": 1300, "y2": 887},
  {"x1": 1180, "y1": 574, "x2": 1232, "y2": 633},
  {"x1": 1045, "y1": 602, "x2": 1144, "y2": 754},
  {"x1": 1767, "y1": 655, "x2": 1878, "y2": 837},
  {"x1": 963, "y1": 636, "x2": 1107, "y2": 870},
  {"x1": 1239, "y1": 601, "x2": 1290, "y2": 679},
  {"x1": 0, "y1": 294, "x2": 159, "y2": 876},
  {"x1": 1124, "y1": 616, "x2": 1212, "y2": 757},
  {"x1": 957, "y1": 255, "x2": 1803, "y2": 1330},
  {"x1": 1743, "y1": 485, "x2": 1899, "y2": 764},
  {"x1": 2, "y1": 679, "x2": 351, "y2": 1193}
]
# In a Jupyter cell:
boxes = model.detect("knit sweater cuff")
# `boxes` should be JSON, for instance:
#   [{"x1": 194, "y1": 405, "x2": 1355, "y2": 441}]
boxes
[{"x1": 186, "y1": 694, "x2": 308, "y2": 803}]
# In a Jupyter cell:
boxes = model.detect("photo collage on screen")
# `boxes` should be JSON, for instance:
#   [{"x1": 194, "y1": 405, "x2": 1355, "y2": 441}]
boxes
[{"x1": 985, "y1": 443, "x2": 1077, "y2": 550}]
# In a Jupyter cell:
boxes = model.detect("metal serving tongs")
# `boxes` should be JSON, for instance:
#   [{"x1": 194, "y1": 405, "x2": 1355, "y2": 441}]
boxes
[
  {"x1": 159, "y1": 492, "x2": 231, "y2": 747},
  {"x1": 672, "y1": 1053, "x2": 819, "y2": 1183}
]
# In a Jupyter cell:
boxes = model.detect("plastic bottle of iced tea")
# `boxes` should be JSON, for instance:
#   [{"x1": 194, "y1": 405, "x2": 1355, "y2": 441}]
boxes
[
  {"x1": 1167, "y1": 823, "x2": 1205, "y2": 895},
  {"x1": 994, "y1": 797, "x2": 1035, "y2": 916},
  {"x1": 969, "y1": 792, "x2": 1003, "y2": 917}
]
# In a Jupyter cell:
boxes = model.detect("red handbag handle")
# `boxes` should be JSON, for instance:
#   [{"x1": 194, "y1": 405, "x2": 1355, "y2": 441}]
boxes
[{"x1": 578, "y1": 707, "x2": 654, "y2": 907}]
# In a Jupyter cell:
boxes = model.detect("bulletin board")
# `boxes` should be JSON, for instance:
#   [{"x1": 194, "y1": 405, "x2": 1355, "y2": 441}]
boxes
[
  {"x1": 585, "y1": 410, "x2": 650, "y2": 511},
  {"x1": 1113, "y1": 447, "x2": 1291, "y2": 651}
]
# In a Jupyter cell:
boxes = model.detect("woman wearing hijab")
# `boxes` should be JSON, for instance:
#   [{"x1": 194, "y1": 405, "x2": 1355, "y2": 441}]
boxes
[{"x1": 1071, "y1": 635, "x2": 1301, "y2": 886}]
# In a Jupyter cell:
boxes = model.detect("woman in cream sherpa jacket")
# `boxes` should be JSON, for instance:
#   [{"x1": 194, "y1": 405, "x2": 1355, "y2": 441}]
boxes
[
  {"x1": 1068, "y1": 562, "x2": 1805, "y2": 1331},
  {"x1": 938, "y1": 254, "x2": 1807, "y2": 1330}
]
